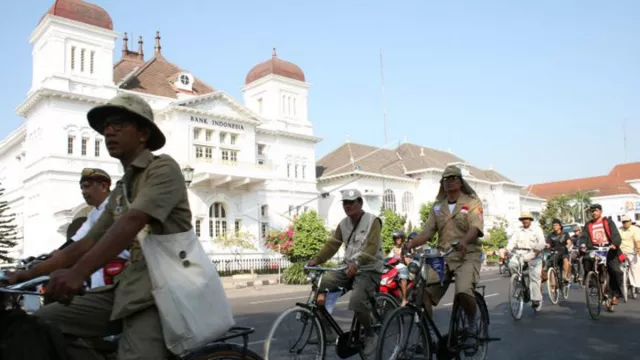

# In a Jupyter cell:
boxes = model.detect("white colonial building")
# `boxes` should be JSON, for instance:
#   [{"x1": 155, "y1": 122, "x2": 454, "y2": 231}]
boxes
[
  {"x1": 527, "y1": 162, "x2": 640, "y2": 227},
  {"x1": 316, "y1": 141, "x2": 545, "y2": 235},
  {"x1": 1, "y1": 0, "x2": 320, "y2": 258}
]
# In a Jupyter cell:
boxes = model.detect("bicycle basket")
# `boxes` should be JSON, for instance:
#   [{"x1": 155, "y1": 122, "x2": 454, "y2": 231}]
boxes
[{"x1": 426, "y1": 256, "x2": 446, "y2": 282}]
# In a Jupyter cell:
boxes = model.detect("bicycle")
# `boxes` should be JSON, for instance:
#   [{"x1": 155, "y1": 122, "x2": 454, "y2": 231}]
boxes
[
  {"x1": 0, "y1": 273, "x2": 264, "y2": 360},
  {"x1": 263, "y1": 264, "x2": 399, "y2": 359},
  {"x1": 544, "y1": 249, "x2": 573, "y2": 305},
  {"x1": 376, "y1": 242, "x2": 499, "y2": 360},
  {"x1": 621, "y1": 256, "x2": 638, "y2": 303},
  {"x1": 508, "y1": 250, "x2": 534, "y2": 320},
  {"x1": 584, "y1": 246, "x2": 611, "y2": 320}
]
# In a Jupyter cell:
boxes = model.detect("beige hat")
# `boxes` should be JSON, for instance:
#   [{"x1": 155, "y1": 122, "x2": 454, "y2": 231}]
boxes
[
  {"x1": 622, "y1": 215, "x2": 632, "y2": 223},
  {"x1": 436, "y1": 165, "x2": 479, "y2": 201},
  {"x1": 87, "y1": 93, "x2": 166, "y2": 151},
  {"x1": 518, "y1": 211, "x2": 534, "y2": 221}
]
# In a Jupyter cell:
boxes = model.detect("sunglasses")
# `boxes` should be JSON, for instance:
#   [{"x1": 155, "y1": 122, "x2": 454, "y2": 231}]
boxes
[{"x1": 442, "y1": 175, "x2": 460, "y2": 182}]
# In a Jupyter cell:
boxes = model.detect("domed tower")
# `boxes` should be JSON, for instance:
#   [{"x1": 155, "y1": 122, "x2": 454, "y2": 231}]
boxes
[
  {"x1": 242, "y1": 48, "x2": 313, "y2": 136},
  {"x1": 30, "y1": 0, "x2": 118, "y2": 95}
]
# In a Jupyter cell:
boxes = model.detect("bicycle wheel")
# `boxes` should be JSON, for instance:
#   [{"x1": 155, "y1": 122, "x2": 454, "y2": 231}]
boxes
[
  {"x1": 623, "y1": 271, "x2": 629, "y2": 303},
  {"x1": 264, "y1": 306, "x2": 324, "y2": 360},
  {"x1": 183, "y1": 343, "x2": 263, "y2": 360},
  {"x1": 376, "y1": 306, "x2": 431, "y2": 360},
  {"x1": 449, "y1": 292, "x2": 489, "y2": 360},
  {"x1": 585, "y1": 271, "x2": 601, "y2": 320},
  {"x1": 508, "y1": 273, "x2": 524, "y2": 320},
  {"x1": 547, "y1": 268, "x2": 559, "y2": 305},
  {"x1": 373, "y1": 292, "x2": 400, "y2": 325}
]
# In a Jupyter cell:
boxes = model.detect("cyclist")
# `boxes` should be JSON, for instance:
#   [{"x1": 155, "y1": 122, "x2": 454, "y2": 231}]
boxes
[
  {"x1": 544, "y1": 219, "x2": 571, "y2": 285},
  {"x1": 571, "y1": 225, "x2": 587, "y2": 282},
  {"x1": 6, "y1": 93, "x2": 193, "y2": 359},
  {"x1": 506, "y1": 212, "x2": 546, "y2": 311},
  {"x1": 387, "y1": 230, "x2": 411, "y2": 306},
  {"x1": 307, "y1": 189, "x2": 383, "y2": 356},
  {"x1": 583, "y1": 204, "x2": 623, "y2": 310},
  {"x1": 406, "y1": 165, "x2": 484, "y2": 342},
  {"x1": 620, "y1": 215, "x2": 640, "y2": 293},
  {"x1": 60, "y1": 168, "x2": 130, "y2": 289}
]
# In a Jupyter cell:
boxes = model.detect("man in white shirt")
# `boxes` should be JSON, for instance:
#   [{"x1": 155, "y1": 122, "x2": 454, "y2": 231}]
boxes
[
  {"x1": 507, "y1": 211, "x2": 546, "y2": 311},
  {"x1": 70, "y1": 168, "x2": 130, "y2": 289}
]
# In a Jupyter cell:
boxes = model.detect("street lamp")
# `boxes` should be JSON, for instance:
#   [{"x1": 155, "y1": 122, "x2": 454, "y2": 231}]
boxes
[{"x1": 182, "y1": 165, "x2": 194, "y2": 187}]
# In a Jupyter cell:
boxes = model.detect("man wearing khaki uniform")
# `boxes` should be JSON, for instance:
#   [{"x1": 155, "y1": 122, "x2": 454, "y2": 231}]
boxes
[
  {"x1": 8, "y1": 93, "x2": 191, "y2": 359},
  {"x1": 407, "y1": 165, "x2": 484, "y2": 337}
]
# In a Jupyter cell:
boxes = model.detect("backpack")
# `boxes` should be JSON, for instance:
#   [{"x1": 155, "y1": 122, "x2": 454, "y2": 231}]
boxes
[{"x1": 0, "y1": 309, "x2": 68, "y2": 360}]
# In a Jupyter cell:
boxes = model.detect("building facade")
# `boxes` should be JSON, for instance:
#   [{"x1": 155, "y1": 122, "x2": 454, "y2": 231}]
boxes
[
  {"x1": 527, "y1": 162, "x2": 640, "y2": 227},
  {"x1": 1, "y1": 0, "x2": 320, "y2": 258},
  {"x1": 316, "y1": 141, "x2": 545, "y2": 235}
]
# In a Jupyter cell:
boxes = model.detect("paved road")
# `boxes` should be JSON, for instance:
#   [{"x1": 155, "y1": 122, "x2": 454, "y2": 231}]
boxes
[{"x1": 227, "y1": 269, "x2": 640, "y2": 359}]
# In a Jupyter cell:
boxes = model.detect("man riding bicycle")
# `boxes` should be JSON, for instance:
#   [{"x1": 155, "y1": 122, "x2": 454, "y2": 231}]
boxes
[
  {"x1": 5, "y1": 93, "x2": 193, "y2": 360},
  {"x1": 387, "y1": 230, "x2": 411, "y2": 306},
  {"x1": 307, "y1": 189, "x2": 383, "y2": 356},
  {"x1": 620, "y1": 215, "x2": 640, "y2": 293},
  {"x1": 55, "y1": 168, "x2": 131, "y2": 289},
  {"x1": 506, "y1": 212, "x2": 546, "y2": 311},
  {"x1": 405, "y1": 165, "x2": 484, "y2": 340},
  {"x1": 583, "y1": 204, "x2": 623, "y2": 310}
]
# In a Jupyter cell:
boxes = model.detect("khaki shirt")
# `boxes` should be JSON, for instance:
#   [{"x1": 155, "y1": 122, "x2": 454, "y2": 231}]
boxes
[
  {"x1": 84, "y1": 149, "x2": 192, "y2": 319},
  {"x1": 620, "y1": 225, "x2": 640, "y2": 254},
  {"x1": 422, "y1": 193, "x2": 484, "y2": 256}
]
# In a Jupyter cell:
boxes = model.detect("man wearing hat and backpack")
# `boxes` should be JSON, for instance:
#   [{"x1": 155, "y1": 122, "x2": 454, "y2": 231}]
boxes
[
  {"x1": 7, "y1": 93, "x2": 193, "y2": 359},
  {"x1": 506, "y1": 212, "x2": 546, "y2": 311}
]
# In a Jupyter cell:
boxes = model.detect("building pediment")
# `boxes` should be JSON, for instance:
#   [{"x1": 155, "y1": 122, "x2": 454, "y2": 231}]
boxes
[{"x1": 168, "y1": 91, "x2": 262, "y2": 126}]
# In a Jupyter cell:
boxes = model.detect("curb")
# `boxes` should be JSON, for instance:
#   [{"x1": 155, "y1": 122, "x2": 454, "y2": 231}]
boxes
[{"x1": 225, "y1": 279, "x2": 279, "y2": 290}]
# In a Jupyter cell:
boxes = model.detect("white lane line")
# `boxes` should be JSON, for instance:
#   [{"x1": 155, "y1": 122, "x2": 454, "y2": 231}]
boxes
[
  {"x1": 249, "y1": 339, "x2": 267, "y2": 345},
  {"x1": 480, "y1": 277, "x2": 501, "y2": 283},
  {"x1": 249, "y1": 296, "x2": 308, "y2": 305}
]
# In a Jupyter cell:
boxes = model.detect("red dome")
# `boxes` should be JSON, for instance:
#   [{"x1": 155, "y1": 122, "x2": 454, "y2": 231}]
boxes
[
  {"x1": 245, "y1": 48, "x2": 305, "y2": 85},
  {"x1": 40, "y1": 0, "x2": 113, "y2": 30}
]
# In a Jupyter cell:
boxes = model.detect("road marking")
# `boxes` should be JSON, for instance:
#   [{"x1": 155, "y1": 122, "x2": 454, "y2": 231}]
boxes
[
  {"x1": 249, "y1": 339, "x2": 267, "y2": 345},
  {"x1": 480, "y1": 277, "x2": 501, "y2": 283}
]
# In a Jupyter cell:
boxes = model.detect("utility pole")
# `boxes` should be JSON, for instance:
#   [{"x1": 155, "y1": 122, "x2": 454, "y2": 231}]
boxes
[{"x1": 380, "y1": 48, "x2": 388, "y2": 145}]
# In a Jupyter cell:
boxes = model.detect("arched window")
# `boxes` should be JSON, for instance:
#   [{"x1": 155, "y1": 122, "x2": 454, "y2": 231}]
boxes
[
  {"x1": 209, "y1": 202, "x2": 227, "y2": 238},
  {"x1": 383, "y1": 189, "x2": 396, "y2": 212},
  {"x1": 402, "y1": 192, "x2": 414, "y2": 215},
  {"x1": 195, "y1": 219, "x2": 201, "y2": 238}
]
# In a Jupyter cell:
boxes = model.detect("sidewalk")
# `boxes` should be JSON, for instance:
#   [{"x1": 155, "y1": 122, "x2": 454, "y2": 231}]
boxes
[{"x1": 221, "y1": 273, "x2": 281, "y2": 290}]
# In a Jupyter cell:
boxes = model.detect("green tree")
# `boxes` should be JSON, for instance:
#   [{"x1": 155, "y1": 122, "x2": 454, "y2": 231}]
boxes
[
  {"x1": 381, "y1": 208, "x2": 406, "y2": 253},
  {"x1": 417, "y1": 202, "x2": 438, "y2": 247},
  {"x1": 289, "y1": 210, "x2": 330, "y2": 263},
  {"x1": 539, "y1": 195, "x2": 573, "y2": 233},
  {"x1": 483, "y1": 216, "x2": 509, "y2": 251},
  {"x1": 0, "y1": 188, "x2": 18, "y2": 263},
  {"x1": 570, "y1": 191, "x2": 594, "y2": 224}
]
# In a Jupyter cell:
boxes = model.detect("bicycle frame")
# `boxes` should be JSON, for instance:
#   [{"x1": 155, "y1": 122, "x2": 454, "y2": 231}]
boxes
[{"x1": 295, "y1": 265, "x2": 389, "y2": 358}]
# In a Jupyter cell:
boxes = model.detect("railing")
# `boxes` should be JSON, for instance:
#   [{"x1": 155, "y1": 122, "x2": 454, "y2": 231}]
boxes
[{"x1": 211, "y1": 254, "x2": 345, "y2": 277}]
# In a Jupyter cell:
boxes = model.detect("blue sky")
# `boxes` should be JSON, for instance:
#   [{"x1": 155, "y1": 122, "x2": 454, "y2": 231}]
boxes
[{"x1": 1, "y1": 0, "x2": 638, "y2": 184}]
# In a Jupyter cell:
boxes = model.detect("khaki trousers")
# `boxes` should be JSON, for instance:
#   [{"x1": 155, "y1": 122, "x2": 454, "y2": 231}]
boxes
[{"x1": 34, "y1": 289, "x2": 169, "y2": 360}]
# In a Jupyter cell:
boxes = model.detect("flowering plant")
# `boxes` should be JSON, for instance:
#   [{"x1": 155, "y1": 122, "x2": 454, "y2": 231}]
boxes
[{"x1": 264, "y1": 225, "x2": 295, "y2": 257}]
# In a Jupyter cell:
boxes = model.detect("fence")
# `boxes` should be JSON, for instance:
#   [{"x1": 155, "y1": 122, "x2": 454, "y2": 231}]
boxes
[{"x1": 211, "y1": 254, "x2": 346, "y2": 277}]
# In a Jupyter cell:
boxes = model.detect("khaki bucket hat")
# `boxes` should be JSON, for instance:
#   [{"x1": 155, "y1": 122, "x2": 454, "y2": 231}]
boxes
[
  {"x1": 87, "y1": 93, "x2": 166, "y2": 151},
  {"x1": 436, "y1": 165, "x2": 479, "y2": 201},
  {"x1": 518, "y1": 211, "x2": 534, "y2": 221}
]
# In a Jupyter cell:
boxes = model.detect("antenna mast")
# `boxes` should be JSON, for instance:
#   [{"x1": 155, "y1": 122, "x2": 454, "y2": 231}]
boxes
[
  {"x1": 623, "y1": 119, "x2": 628, "y2": 163},
  {"x1": 380, "y1": 48, "x2": 388, "y2": 144}
]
